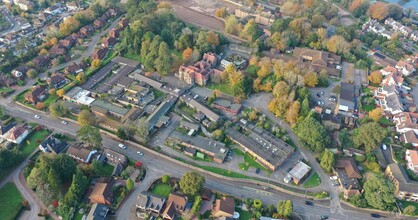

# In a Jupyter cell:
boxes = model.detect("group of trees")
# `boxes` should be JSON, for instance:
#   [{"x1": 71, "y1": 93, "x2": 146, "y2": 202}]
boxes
[
  {"x1": 0, "y1": 149, "x2": 23, "y2": 177},
  {"x1": 352, "y1": 122, "x2": 387, "y2": 153},
  {"x1": 27, "y1": 154, "x2": 77, "y2": 204},
  {"x1": 225, "y1": 16, "x2": 262, "y2": 42},
  {"x1": 77, "y1": 125, "x2": 103, "y2": 149},
  {"x1": 275, "y1": 200, "x2": 293, "y2": 218},
  {"x1": 218, "y1": 64, "x2": 253, "y2": 99},
  {"x1": 179, "y1": 172, "x2": 205, "y2": 197},
  {"x1": 57, "y1": 168, "x2": 89, "y2": 215},
  {"x1": 295, "y1": 116, "x2": 330, "y2": 152},
  {"x1": 118, "y1": 1, "x2": 226, "y2": 74},
  {"x1": 319, "y1": 149, "x2": 335, "y2": 173}
]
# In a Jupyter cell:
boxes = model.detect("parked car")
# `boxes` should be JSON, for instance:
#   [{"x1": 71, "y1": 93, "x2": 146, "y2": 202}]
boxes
[
  {"x1": 140, "y1": 170, "x2": 146, "y2": 181},
  {"x1": 34, "y1": 115, "x2": 41, "y2": 119},
  {"x1": 320, "y1": 215, "x2": 328, "y2": 220},
  {"x1": 370, "y1": 213, "x2": 381, "y2": 218},
  {"x1": 61, "y1": 120, "x2": 68, "y2": 125},
  {"x1": 255, "y1": 168, "x2": 260, "y2": 174},
  {"x1": 305, "y1": 201, "x2": 314, "y2": 206},
  {"x1": 118, "y1": 143, "x2": 127, "y2": 149},
  {"x1": 137, "y1": 151, "x2": 144, "y2": 156},
  {"x1": 316, "y1": 93, "x2": 321, "y2": 97}
]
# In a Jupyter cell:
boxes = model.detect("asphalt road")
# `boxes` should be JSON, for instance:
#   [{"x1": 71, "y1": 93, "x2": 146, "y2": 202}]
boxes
[
  {"x1": 0, "y1": 6, "x2": 20, "y2": 36},
  {"x1": 0, "y1": 100, "x2": 411, "y2": 220}
]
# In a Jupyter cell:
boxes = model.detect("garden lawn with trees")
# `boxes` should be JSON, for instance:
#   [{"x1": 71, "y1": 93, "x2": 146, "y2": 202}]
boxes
[{"x1": 0, "y1": 183, "x2": 24, "y2": 220}]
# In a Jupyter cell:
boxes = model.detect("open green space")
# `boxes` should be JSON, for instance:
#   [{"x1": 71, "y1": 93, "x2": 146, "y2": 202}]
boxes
[
  {"x1": 234, "y1": 148, "x2": 268, "y2": 172},
  {"x1": 207, "y1": 82, "x2": 234, "y2": 96},
  {"x1": 43, "y1": 94, "x2": 60, "y2": 107},
  {"x1": 0, "y1": 183, "x2": 23, "y2": 220},
  {"x1": 153, "y1": 89, "x2": 165, "y2": 99},
  {"x1": 101, "y1": 163, "x2": 114, "y2": 176},
  {"x1": 150, "y1": 183, "x2": 172, "y2": 198},
  {"x1": 123, "y1": 53, "x2": 141, "y2": 62},
  {"x1": 303, "y1": 172, "x2": 321, "y2": 188},
  {"x1": 186, "y1": 153, "x2": 213, "y2": 162},
  {"x1": 399, "y1": 200, "x2": 418, "y2": 216},
  {"x1": 21, "y1": 129, "x2": 50, "y2": 156}
]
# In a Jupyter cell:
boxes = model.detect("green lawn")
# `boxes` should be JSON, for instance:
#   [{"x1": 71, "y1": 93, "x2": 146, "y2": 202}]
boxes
[
  {"x1": 303, "y1": 172, "x2": 321, "y2": 188},
  {"x1": 100, "y1": 163, "x2": 114, "y2": 176},
  {"x1": 399, "y1": 200, "x2": 418, "y2": 216},
  {"x1": 123, "y1": 53, "x2": 141, "y2": 62},
  {"x1": 153, "y1": 89, "x2": 165, "y2": 99},
  {"x1": 150, "y1": 183, "x2": 172, "y2": 198},
  {"x1": 0, "y1": 183, "x2": 23, "y2": 220},
  {"x1": 207, "y1": 82, "x2": 234, "y2": 96},
  {"x1": 21, "y1": 129, "x2": 50, "y2": 156},
  {"x1": 236, "y1": 208, "x2": 251, "y2": 220},
  {"x1": 234, "y1": 148, "x2": 268, "y2": 172},
  {"x1": 178, "y1": 104, "x2": 196, "y2": 116},
  {"x1": 43, "y1": 94, "x2": 59, "y2": 107},
  {"x1": 73, "y1": 210, "x2": 85, "y2": 220}
]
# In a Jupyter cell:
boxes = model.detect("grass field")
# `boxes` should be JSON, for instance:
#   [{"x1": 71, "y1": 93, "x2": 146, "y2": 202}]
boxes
[
  {"x1": 234, "y1": 148, "x2": 268, "y2": 172},
  {"x1": 207, "y1": 82, "x2": 234, "y2": 96},
  {"x1": 21, "y1": 129, "x2": 50, "y2": 156},
  {"x1": 100, "y1": 163, "x2": 114, "y2": 176},
  {"x1": 150, "y1": 183, "x2": 172, "y2": 198},
  {"x1": 0, "y1": 183, "x2": 23, "y2": 220},
  {"x1": 236, "y1": 208, "x2": 251, "y2": 220},
  {"x1": 303, "y1": 172, "x2": 321, "y2": 188},
  {"x1": 399, "y1": 200, "x2": 418, "y2": 216}
]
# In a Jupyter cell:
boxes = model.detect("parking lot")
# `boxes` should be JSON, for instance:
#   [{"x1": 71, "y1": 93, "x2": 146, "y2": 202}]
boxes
[{"x1": 308, "y1": 79, "x2": 340, "y2": 112}]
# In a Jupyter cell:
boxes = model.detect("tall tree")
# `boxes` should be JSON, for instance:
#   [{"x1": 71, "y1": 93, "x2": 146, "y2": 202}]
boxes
[
  {"x1": 126, "y1": 178, "x2": 134, "y2": 191},
  {"x1": 353, "y1": 122, "x2": 387, "y2": 153},
  {"x1": 300, "y1": 98, "x2": 310, "y2": 117},
  {"x1": 77, "y1": 109, "x2": 96, "y2": 126},
  {"x1": 277, "y1": 200, "x2": 293, "y2": 218},
  {"x1": 296, "y1": 116, "x2": 330, "y2": 152},
  {"x1": 49, "y1": 101, "x2": 68, "y2": 118},
  {"x1": 369, "y1": 108, "x2": 384, "y2": 122},
  {"x1": 179, "y1": 172, "x2": 205, "y2": 196},
  {"x1": 368, "y1": 71, "x2": 382, "y2": 84},
  {"x1": 154, "y1": 42, "x2": 171, "y2": 74},
  {"x1": 320, "y1": 149, "x2": 335, "y2": 173},
  {"x1": 368, "y1": 2, "x2": 389, "y2": 21},
  {"x1": 77, "y1": 125, "x2": 102, "y2": 148},
  {"x1": 285, "y1": 101, "x2": 300, "y2": 126},
  {"x1": 363, "y1": 174, "x2": 395, "y2": 209},
  {"x1": 63, "y1": 169, "x2": 88, "y2": 207},
  {"x1": 136, "y1": 117, "x2": 149, "y2": 143},
  {"x1": 304, "y1": 71, "x2": 318, "y2": 87}
]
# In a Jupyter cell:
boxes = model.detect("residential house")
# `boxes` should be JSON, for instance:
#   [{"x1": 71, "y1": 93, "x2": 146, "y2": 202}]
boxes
[
  {"x1": 65, "y1": 62, "x2": 84, "y2": 75},
  {"x1": 136, "y1": 191, "x2": 166, "y2": 214},
  {"x1": 49, "y1": 45, "x2": 66, "y2": 57},
  {"x1": 378, "y1": 65, "x2": 397, "y2": 76},
  {"x1": 375, "y1": 83, "x2": 403, "y2": 115},
  {"x1": 119, "y1": 18, "x2": 129, "y2": 28},
  {"x1": 396, "y1": 60, "x2": 416, "y2": 76},
  {"x1": 181, "y1": 96, "x2": 220, "y2": 122},
  {"x1": 381, "y1": 72, "x2": 404, "y2": 87},
  {"x1": 24, "y1": 85, "x2": 47, "y2": 103},
  {"x1": 105, "y1": 9, "x2": 118, "y2": 17},
  {"x1": 80, "y1": 25, "x2": 94, "y2": 37},
  {"x1": 15, "y1": 0, "x2": 34, "y2": 11},
  {"x1": 338, "y1": 82, "x2": 356, "y2": 112},
  {"x1": 406, "y1": 149, "x2": 418, "y2": 174},
  {"x1": 59, "y1": 38, "x2": 76, "y2": 49},
  {"x1": 90, "y1": 99, "x2": 130, "y2": 119},
  {"x1": 4, "y1": 126, "x2": 29, "y2": 145},
  {"x1": 32, "y1": 55, "x2": 50, "y2": 68},
  {"x1": 293, "y1": 47, "x2": 341, "y2": 77},
  {"x1": 0, "y1": 76, "x2": 17, "y2": 87},
  {"x1": 109, "y1": 27, "x2": 123, "y2": 38},
  {"x1": 334, "y1": 158, "x2": 362, "y2": 199},
  {"x1": 402, "y1": 130, "x2": 418, "y2": 147},
  {"x1": 44, "y1": 4, "x2": 62, "y2": 15},
  {"x1": 86, "y1": 203, "x2": 109, "y2": 220},
  {"x1": 94, "y1": 19, "x2": 105, "y2": 29},
  {"x1": 91, "y1": 48, "x2": 108, "y2": 60},
  {"x1": 385, "y1": 163, "x2": 418, "y2": 202},
  {"x1": 145, "y1": 96, "x2": 177, "y2": 131},
  {"x1": 103, "y1": 148, "x2": 128, "y2": 166},
  {"x1": 363, "y1": 19, "x2": 392, "y2": 39},
  {"x1": 321, "y1": 113, "x2": 341, "y2": 131},
  {"x1": 89, "y1": 182, "x2": 114, "y2": 205},
  {"x1": 12, "y1": 65, "x2": 28, "y2": 79},
  {"x1": 47, "y1": 74, "x2": 66, "y2": 88},
  {"x1": 101, "y1": 37, "x2": 116, "y2": 48},
  {"x1": 162, "y1": 193, "x2": 188, "y2": 220},
  {"x1": 39, "y1": 136, "x2": 69, "y2": 154},
  {"x1": 66, "y1": 146, "x2": 97, "y2": 163},
  {"x1": 212, "y1": 197, "x2": 235, "y2": 218},
  {"x1": 0, "y1": 122, "x2": 15, "y2": 140},
  {"x1": 411, "y1": 31, "x2": 418, "y2": 42},
  {"x1": 66, "y1": 2, "x2": 80, "y2": 11}
]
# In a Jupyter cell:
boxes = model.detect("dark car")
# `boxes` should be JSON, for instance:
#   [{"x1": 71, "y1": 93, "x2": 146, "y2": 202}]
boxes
[
  {"x1": 286, "y1": 167, "x2": 292, "y2": 173},
  {"x1": 255, "y1": 168, "x2": 260, "y2": 174},
  {"x1": 320, "y1": 215, "x2": 328, "y2": 220},
  {"x1": 316, "y1": 93, "x2": 321, "y2": 97},
  {"x1": 370, "y1": 213, "x2": 381, "y2": 218},
  {"x1": 140, "y1": 170, "x2": 146, "y2": 181},
  {"x1": 305, "y1": 201, "x2": 313, "y2": 206}
]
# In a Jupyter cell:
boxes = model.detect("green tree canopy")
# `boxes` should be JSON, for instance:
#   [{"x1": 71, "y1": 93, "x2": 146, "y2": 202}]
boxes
[
  {"x1": 77, "y1": 125, "x2": 102, "y2": 148},
  {"x1": 126, "y1": 178, "x2": 134, "y2": 191},
  {"x1": 363, "y1": 174, "x2": 395, "y2": 209},
  {"x1": 49, "y1": 101, "x2": 68, "y2": 118},
  {"x1": 353, "y1": 122, "x2": 387, "y2": 153},
  {"x1": 179, "y1": 172, "x2": 205, "y2": 196},
  {"x1": 296, "y1": 117, "x2": 330, "y2": 152},
  {"x1": 77, "y1": 109, "x2": 96, "y2": 126},
  {"x1": 277, "y1": 200, "x2": 293, "y2": 218},
  {"x1": 320, "y1": 149, "x2": 335, "y2": 173}
]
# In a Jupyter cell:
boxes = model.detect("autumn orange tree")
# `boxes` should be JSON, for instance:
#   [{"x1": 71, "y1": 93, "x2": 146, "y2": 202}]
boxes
[
  {"x1": 369, "y1": 108, "x2": 384, "y2": 122},
  {"x1": 368, "y1": 2, "x2": 389, "y2": 21},
  {"x1": 368, "y1": 70, "x2": 382, "y2": 84},
  {"x1": 286, "y1": 101, "x2": 300, "y2": 126},
  {"x1": 303, "y1": 72, "x2": 318, "y2": 87},
  {"x1": 56, "y1": 89, "x2": 65, "y2": 97},
  {"x1": 214, "y1": 7, "x2": 228, "y2": 18},
  {"x1": 182, "y1": 48, "x2": 193, "y2": 61},
  {"x1": 35, "y1": 102, "x2": 45, "y2": 110}
]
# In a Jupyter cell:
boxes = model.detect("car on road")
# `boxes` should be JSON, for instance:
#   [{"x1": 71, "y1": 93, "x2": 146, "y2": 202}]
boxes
[
  {"x1": 118, "y1": 143, "x2": 127, "y2": 149},
  {"x1": 61, "y1": 120, "x2": 68, "y2": 125},
  {"x1": 137, "y1": 151, "x2": 144, "y2": 156},
  {"x1": 34, "y1": 115, "x2": 40, "y2": 119},
  {"x1": 382, "y1": 144, "x2": 387, "y2": 150},
  {"x1": 140, "y1": 170, "x2": 146, "y2": 181},
  {"x1": 370, "y1": 213, "x2": 381, "y2": 218},
  {"x1": 255, "y1": 168, "x2": 260, "y2": 174},
  {"x1": 316, "y1": 93, "x2": 321, "y2": 97},
  {"x1": 305, "y1": 201, "x2": 313, "y2": 206},
  {"x1": 320, "y1": 215, "x2": 328, "y2": 220}
]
